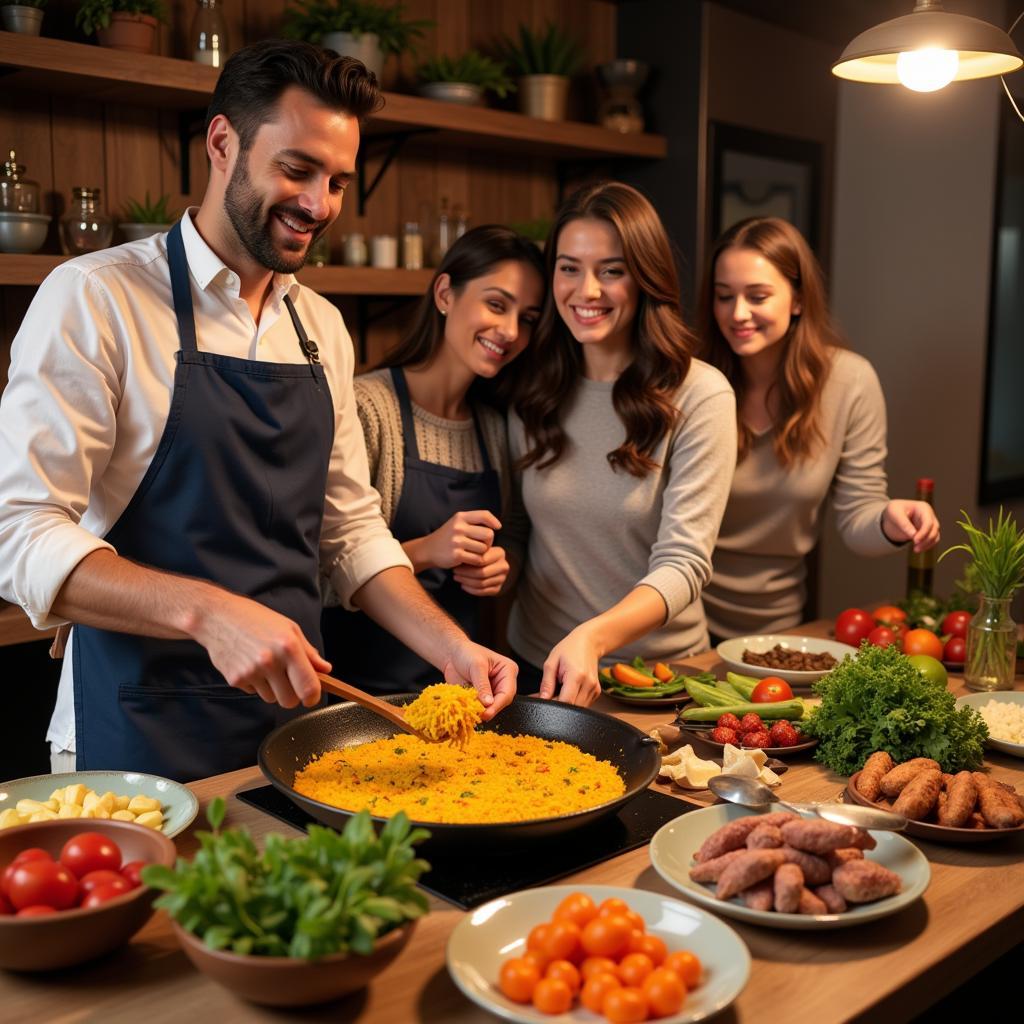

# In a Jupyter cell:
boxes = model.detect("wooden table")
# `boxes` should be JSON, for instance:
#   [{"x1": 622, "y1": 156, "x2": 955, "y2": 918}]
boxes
[{"x1": 3, "y1": 622, "x2": 1022, "y2": 1023}]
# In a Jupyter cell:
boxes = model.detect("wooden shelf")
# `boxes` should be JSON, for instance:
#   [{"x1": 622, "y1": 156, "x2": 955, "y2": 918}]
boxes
[
  {"x1": 0, "y1": 254, "x2": 432, "y2": 295},
  {"x1": 0, "y1": 34, "x2": 667, "y2": 160}
]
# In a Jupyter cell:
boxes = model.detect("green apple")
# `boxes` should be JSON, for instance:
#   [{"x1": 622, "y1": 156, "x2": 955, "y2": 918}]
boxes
[{"x1": 907, "y1": 653, "x2": 948, "y2": 688}]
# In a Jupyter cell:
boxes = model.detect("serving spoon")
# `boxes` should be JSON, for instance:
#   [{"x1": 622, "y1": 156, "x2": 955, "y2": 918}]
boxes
[
  {"x1": 316, "y1": 672, "x2": 429, "y2": 741},
  {"x1": 708, "y1": 774, "x2": 908, "y2": 832}
]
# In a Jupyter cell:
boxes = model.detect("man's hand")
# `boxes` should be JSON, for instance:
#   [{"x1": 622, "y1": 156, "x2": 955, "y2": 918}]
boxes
[
  {"x1": 442, "y1": 640, "x2": 518, "y2": 720},
  {"x1": 452, "y1": 545, "x2": 509, "y2": 596}
]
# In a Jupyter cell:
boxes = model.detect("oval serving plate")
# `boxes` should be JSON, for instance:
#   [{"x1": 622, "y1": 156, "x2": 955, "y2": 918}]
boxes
[
  {"x1": 447, "y1": 883, "x2": 750, "y2": 1024},
  {"x1": 955, "y1": 692, "x2": 1024, "y2": 759},
  {"x1": 716, "y1": 635, "x2": 857, "y2": 688}
]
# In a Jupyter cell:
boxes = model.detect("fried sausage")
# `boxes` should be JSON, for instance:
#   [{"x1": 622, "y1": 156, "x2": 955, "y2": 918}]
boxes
[
  {"x1": 879, "y1": 758, "x2": 942, "y2": 798},
  {"x1": 689, "y1": 848, "x2": 748, "y2": 883},
  {"x1": 814, "y1": 884, "x2": 848, "y2": 914},
  {"x1": 972, "y1": 773, "x2": 1024, "y2": 828},
  {"x1": 780, "y1": 819, "x2": 861, "y2": 854},
  {"x1": 779, "y1": 845, "x2": 832, "y2": 885},
  {"x1": 825, "y1": 847, "x2": 864, "y2": 869},
  {"x1": 693, "y1": 811, "x2": 799, "y2": 862},
  {"x1": 937, "y1": 771, "x2": 977, "y2": 828},
  {"x1": 741, "y1": 879, "x2": 775, "y2": 911},
  {"x1": 893, "y1": 768, "x2": 943, "y2": 821},
  {"x1": 858, "y1": 752, "x2": 895, "y2": 801},
  {"x1": 716, "y1": 849, "x2": 788, "y2": 900},
  {"x1": 746, "y1": 824, "x2": 784, "y2": 849},
  {"x1": 798, "y1": 888, "x2": 829, "y2": 915},
  {"x1": 773, "y1": 863, "x2": 804, "y2": 913},
  {"x1": 832, "y1": 859, "x2": 902, "y2": 903},
  {"x1": 848, "y1": 829, "x2": 877, "y2": 851}
]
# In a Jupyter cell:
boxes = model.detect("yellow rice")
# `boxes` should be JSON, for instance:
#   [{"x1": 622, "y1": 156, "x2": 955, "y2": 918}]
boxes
[
  {"x1": 403, "y1": 683, "x2": 483, "y2": 746},
  {"x1": 293, "y1": 732, "x2": 626, "y2": 824}
]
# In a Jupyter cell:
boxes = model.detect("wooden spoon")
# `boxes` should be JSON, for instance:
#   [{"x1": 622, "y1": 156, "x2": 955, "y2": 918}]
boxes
[{"x1": 316, "y1": 672, "x2": 428, "y2": 741}]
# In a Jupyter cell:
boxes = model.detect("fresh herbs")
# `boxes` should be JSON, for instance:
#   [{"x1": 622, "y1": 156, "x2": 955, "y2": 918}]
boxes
[
  {"x1": 417, "y1": 51, "x2": 514, "y2": 98},
  {"x1": 801, "y1": 643, "x2": 988, "y2": 774},
  {"x1": 939, "y1": 507, "x2": 1024, "y2": 600},
  {"x1": 282, "y1": 0, "x2": 432, "y2": 57},
  {"x1": 494, "y1": 21, "x2": 584, "y2": 77},
  {"x1": 141, "y1": 798, "x2": 430, "y2": 959},
  {"x1": 122, "y1": 191, "x2": 175, "y2": 225},
  {"x1": 75, "y1": 0, "x2": 167, "y2": 37}
]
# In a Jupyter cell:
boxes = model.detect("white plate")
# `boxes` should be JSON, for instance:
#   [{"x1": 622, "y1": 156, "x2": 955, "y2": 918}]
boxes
[
  {"x1": 0, "y1": 770, "x2": 199, "y2": 838},
  {"x1": 650, "y1": 804, "x2": 930, "y2": 930},
  {"x1": 716, "y1": 635, "x2": 858, "y2": 687},
  {"x1": 446, "y1": 884, "x2": 750, "y2": 1023},
  {"x1": 955, "y1": 691, "x2": 1024, "y2": 758}
]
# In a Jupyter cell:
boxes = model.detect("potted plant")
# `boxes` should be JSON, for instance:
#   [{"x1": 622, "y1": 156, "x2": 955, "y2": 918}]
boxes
[
  {"x1": 118, "y1": 192, "x2": 176, "y2": 242},
  {"x1": 417, "y1": 50, "x2": 513, "y2": 107},
  {"x1": 494, "y1": 21, "x2": 584, "y2": 122},
  {"x1": 75, "y1": 0, "x2": 167, "y2": 54},
  {"x1": 283, "y1": 0, "x2": 432, "y2": 81},
  {"x1": 1, "y1": 0, "x2": 45, "y2": 36},
  {"x1": 508, "y1": 217, "x2": 552, "y2": 250},
  {"x1": 142, "y1": 798, "x2": 430, "y2": 1007}
]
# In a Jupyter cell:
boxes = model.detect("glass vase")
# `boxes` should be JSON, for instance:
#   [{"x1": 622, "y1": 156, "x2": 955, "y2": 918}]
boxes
[
  {"x1": 60, "y1": 187, "x2": 113, "y2": 255},
  {"x1": 191, "y1": 0, "x2": 229, "y2": 68},
  {"x1": 963, "y1": 595, "x2": 1017, "y2": 692}
]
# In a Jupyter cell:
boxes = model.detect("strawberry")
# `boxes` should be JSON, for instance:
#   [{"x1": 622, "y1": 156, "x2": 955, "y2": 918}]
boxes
[
  {"x1": 739, "y1": 713, "x2": 764, "y2": 734},
  {"x1": 741, "y1": 730, "x2": 772, "y2": 748},
  {"x1": 769, "y1": 721, "x2": 800, "y2": 747},
  {"x1": 717, "y1": 713, "x2": 742, "y2": 731},
  {"x1": 710, "y1": 726, "x2": 738, "y2": 745}
]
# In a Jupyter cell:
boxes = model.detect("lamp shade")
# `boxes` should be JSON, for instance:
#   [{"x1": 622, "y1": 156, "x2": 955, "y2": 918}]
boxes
[{"x1": 833, "y1": 8, "x2": 1023, "y2": 84}]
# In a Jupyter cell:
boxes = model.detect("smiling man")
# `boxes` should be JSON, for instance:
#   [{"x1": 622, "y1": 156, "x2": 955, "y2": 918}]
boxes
[{"x1": 0, "y1": 41, "x2": 516, "y2": 782}]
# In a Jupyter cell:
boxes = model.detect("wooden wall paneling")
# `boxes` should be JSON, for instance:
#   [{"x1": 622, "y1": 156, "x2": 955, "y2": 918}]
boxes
[
  {"x1": 49, "y1": 97, "x2": 107, "y2": 232},
  {"x1": 0, "y1": 91, "x2": 56, "y2": 248},
  {"x1": 243, "y1": 0, "x2": 288, "y2": 47},
  {"x1": 103, "y1": 104, "x2": 165, "y2": 234}
]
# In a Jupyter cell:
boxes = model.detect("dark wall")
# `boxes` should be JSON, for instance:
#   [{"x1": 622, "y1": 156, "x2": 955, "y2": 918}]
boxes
[{"x1": 1, "y1": 642, "x2": 62, "y2": 780}]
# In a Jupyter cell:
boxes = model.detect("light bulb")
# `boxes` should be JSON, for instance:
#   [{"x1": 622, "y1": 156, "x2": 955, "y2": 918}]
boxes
[{"x1": 896, "y1": 48, "x2": 959, "y2": 92}]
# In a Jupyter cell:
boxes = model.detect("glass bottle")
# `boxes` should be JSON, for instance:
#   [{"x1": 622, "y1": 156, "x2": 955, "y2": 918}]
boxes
[
  {"x1": 191, "y1": 0, "x2": 229, "y2": 68},
  {"x1": 453, "y1": 204, "x2": 468, "y2": 241},
  {"x1": 0, "y1": 150, "x2": 40, "y2": 213},
  {"x1": 60, "y1": 187, "x2": 113, "y2": 255},
  {"x1": 964, "y1": 595, "x2": 1017, "y2": 691},
  {"x1": 906, "y1": 477, "x2": 935, "y2": 596},
  {"x1": 402, "y1": 222, "x2": 423, "y2": 269},
  {"x1": 432, "y1": 197, "x2": 451, "y2": 266}
]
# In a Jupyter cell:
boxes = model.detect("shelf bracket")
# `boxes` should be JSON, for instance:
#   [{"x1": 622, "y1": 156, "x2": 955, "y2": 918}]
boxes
[
  {"x1": 356, "y1": 128, "x2": 436, "y2": 215},
  {"x1": 354, "y1": 294, "x2": 419, "y2": 364},
  {"x1": 177, "y1": 109, "x2": 207, "y2": 195}
]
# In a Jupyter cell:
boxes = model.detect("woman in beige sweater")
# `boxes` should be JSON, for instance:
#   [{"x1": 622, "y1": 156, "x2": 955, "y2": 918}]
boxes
[{"x1": 697, "y1": 217, "x2": 940, "y2": 640}]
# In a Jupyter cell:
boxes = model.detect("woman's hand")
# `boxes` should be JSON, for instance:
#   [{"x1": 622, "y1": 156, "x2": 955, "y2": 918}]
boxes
[
  {"x1": 882, "y1": 500, "x2": 940, "y2": 552},
  {"x1": 411, "y1": 510, "x2": 501, "y2": 572},
  {"x1": 453, "y1": 546, "x2": 509, "y2": 596},
  {"x1": 539, "y1": 626, "x2": 603, "y2": 707}
]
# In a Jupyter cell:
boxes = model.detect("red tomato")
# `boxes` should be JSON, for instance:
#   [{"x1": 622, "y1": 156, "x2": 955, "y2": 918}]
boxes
[
  {"x1": 866, "y1": 625, "x2": 897, "y2": 648},
  {"x1": 119, "y1": 860, "x2": 147, "y2": 889},
  {"x1": 60, "y1": 832, "x2": 122, "y2": 879},
  {"x1": 872, "y1": 605, "x2": 907, "y2": 626},
  {"x1": 81, "y1": 883, "x2": 130, "y2": 910},
  {"x1": 941, "y1": 610, "x2": 972, "y2": 639},
  {"x1": 902, "y1": 628, "x2": 944, "y2": 660},
  {"x1": 16, "y1": 905, "x2": 58, "y2": 917},
  {"x1": 834, "y1": 608, "x2": 874, "y2": 646},
  {"x1": 79, "y1": 870, "x2": 133, "y2": 898},
  {"x1": 7, "y1": 860, "x2": 79, "y2": 911},
  {"x1": 944, "y1": 636, "x2": 966, "y2": 664},
  {"x1": 750, "y1": 676, "x2": 794, "y2": 702},
  {"x1": 0, "y1": 890, "x2": 12, "y2": 915},
  {"x1": 12, "y1": 848, "x2": 53, "y2": 866}
]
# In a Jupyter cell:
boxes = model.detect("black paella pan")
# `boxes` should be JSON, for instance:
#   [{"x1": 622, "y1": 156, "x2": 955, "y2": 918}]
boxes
[{"x1": 258, "y1": 695, "x2": 661, "y2": 846}]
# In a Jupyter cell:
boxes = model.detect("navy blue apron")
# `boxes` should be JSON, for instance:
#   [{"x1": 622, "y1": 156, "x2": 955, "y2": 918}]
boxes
[
  {"x1": 72, "y1": 221, "x2": 334, "y2": 782},
  {"x1": 322, "y1": 366, "x2": 501, "y2": 694}
]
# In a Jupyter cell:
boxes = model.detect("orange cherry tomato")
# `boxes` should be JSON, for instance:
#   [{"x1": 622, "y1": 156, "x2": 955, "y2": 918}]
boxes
[
  {"x1": 653, "y1": 662, "x2": 674, "y2": 682},
  {"x1": 597, "y1": 897, "x2": 632, "y2": 918},
  {"x1": 902, "y1": 627, "x2": 944, "y2": 660},
  {"x1": 554, "y1": 891, "x2": 598, "y2": 929},
  {"x1": 618, "y1": 952, "x2": 655, "y2": 988},
  {"x1": 581, "y1": 956, "x2": 621, "y2": 981},
  {"x1": 642, "y1": 967, "x2": 686, "y2": 1018},
  {"x1": 532, "y1": 976, "x2": 573, "y2": 1015},
  {"x1": 624, "y1": 909, "x2": 646, "y2": 934},
  {"x1": 498, "y1": 958, "x2": 540, "y2": 1004},
  {"x1": 522, "y1": 949, "x2": 549, "y2": 972},
  {"x1": 602, "y1": 985, "x2": 650, "y2": 1023},
  {"x1": 527, "y1": 922, "x2": 551, "y2": 953},
  {"x1": 581, "y1": 913, "x2": 633, "y2": 959},
  {"x1": 872, "y1": 604, "x2": 908, "y2": 626},
  {"x1": 541, "y1": 919, "x2": 583, "y2": 964},
  {"x1": 581, "y1": 971, "x2": 623, "y2": 1013},
  {"x1": 664, "y1": 950, "x2": 702, "y2": 989},
  {"x1": 627, "y1": 933, "x2": 668, "y2": 966},
  {"x1": 611, "y1": 664, "x2": 655, "y2": 687},
  {"x1": 544, "y1": 959, "x2": 581, "y2": 995}
]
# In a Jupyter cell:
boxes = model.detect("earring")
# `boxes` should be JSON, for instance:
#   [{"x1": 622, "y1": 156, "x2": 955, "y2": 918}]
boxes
[{"x1": 439, "y1": 309, "x2": 448, "y2": 317}]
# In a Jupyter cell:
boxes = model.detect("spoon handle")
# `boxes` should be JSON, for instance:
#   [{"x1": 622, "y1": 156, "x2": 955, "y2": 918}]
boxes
[{"x1": 316, "y1": 673, "x2": 422, "y2": 738}]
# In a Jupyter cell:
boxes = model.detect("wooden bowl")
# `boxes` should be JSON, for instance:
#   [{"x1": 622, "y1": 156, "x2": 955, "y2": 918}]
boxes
[
  {"x1": 171, "y1": 918, "x2": 416, "y2": 1006},
  {"x1": 0, "y1": 819, "x2": 176, "y2": 970}
]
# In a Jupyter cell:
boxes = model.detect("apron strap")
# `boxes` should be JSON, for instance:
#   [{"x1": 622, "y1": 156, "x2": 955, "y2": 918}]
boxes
[
  {"x1": 284, "y1": 294, "x2": 322, "y2": 366},
  {"x1": 389, "y1": 366, "x2": 422, "y2": 461},
  {"x1": 166, "y1": 221, "x2": 198, "y2": 355},
  {"x1": 471, "y1": 404, "x2": 493, "y2": 472}
]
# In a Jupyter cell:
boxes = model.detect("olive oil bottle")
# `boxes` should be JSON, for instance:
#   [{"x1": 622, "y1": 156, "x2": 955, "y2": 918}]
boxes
[{"x1": 906, "y1": 477, "x2": 935, "y2": 596}]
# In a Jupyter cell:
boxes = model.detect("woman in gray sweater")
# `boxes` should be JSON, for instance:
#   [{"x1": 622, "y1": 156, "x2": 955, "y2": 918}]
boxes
[{"x1": 504, "y1": 182, "x2": 737, "y2": 705}]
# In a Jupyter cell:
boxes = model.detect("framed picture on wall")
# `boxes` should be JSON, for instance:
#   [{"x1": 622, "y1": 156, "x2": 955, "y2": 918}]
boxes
[{"x1": 708, "y1": 122, "x2": 823, "y2": 253}]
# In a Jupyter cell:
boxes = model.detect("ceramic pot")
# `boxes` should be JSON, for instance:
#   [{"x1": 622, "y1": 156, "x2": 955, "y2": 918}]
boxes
[
  {"x1": 518, "y1": 74, "x2": 570, "y2": 121},
  {"x1": 1, "y1": 4, "x2": 44, "y2": 35},
  {"x1": 321, "y1": 31, "x2": 383, "y2": 80},
  {"x1": 118, "y1": 222, "x2": 171, "y2": 242},
  {"x1": 418, "y1": 82, "x2": 483, "y2": 106},
  {"x1": 96, "y1": 12, "x2": 158, "y2": 54}
]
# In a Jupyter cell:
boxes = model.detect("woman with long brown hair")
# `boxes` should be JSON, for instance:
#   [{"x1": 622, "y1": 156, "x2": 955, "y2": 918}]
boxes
[
  {"x1": 697, "y1": 216, "x2": 939, "y2": 640},
  {"x1": 503, "y1": 181, "x2": 737, "y2": 705}
]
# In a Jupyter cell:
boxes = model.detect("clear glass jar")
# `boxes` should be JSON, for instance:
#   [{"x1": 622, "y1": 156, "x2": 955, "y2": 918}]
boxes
[
  {"x1": 342, "y1": 232, "x2": 367, "y2": 267},
  {"x1": 402, "y1": 222, "x2": 423, "y2": 269},
  {"x1": 964, "y1": 595, "x2": 1017, "y2": 691},
  {"x1": 60, "y1": 187, "x2": 113, "y2": 255},
  {"x1": 1, "y1": 149, "x2": 40, "y2": 213},
  {"x1": 191, "y1": 0, "x2": 229, "y2": 68}
]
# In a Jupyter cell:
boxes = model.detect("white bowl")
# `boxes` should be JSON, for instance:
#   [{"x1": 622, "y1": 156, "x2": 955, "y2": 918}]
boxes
[
  {"x1": 955, "y1": 691, "x2": 1024, "y2": 758},
  {"x1": 716, "y1": 634, "x2": 858, "y2": 687},
  {"x1": 0, "y1": 211, "x2": 50, "y2": 253}
]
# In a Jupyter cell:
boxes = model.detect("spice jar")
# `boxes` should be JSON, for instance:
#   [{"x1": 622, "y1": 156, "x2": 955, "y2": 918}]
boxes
[
  {"x1": 370, "y1": 234, "x2": 398, "y2": 269},
  {"x1": 343, "y1": 232, "x2": 368, "y2": 266},
  {"x1": 402, "y1": 222, "x2": 423, "y2": 270},
  {"x1": 1, "y1": 150, "x2": 40, "y2": 213},
  {"x1": 60, "y1": 187, "x2": 113, "y2": 255}
]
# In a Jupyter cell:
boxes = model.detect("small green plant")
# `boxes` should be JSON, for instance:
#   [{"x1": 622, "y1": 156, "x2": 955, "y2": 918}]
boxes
[
  {"x1": 283, "y1": 0, "x2": 432, "y2": 58},
  {"x1": 940, "y1": 507, "x2": 1024, "y2": 600},
  {"x1": 122, "y1": 191, "x2": 175, "y2": 224},
  {"x1": 508, "y1": 217, "x2": 552, "y2": 243},
  {"x1": 494, "y1": 21, "x2": 584, "y2": 78},
  {"x1": 417, "y1": 51, "x2": 514, "y2": 98},
  {"x1": 75, "y1": 0, "x2": 166, "y2": 37}
]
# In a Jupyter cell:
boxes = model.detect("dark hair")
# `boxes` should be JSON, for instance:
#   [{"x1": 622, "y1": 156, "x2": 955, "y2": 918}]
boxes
[
  {"x1": 380, "y1": 225, "x2": 546, "y2": 405},
  {"x1": 515, "y1": 181, "x2": 695, "y2": 477},
  {"x1": 205, "y1": 40, "x2": 383, "y2": 151},
  {"x1": 697, "y1": 217, "x2": 837, "y2": 465}
]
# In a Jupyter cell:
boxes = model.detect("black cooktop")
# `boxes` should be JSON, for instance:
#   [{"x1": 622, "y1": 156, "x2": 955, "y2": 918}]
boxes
[{"x1": 236, "y1": 785, "x2": 695, "y2": 910}]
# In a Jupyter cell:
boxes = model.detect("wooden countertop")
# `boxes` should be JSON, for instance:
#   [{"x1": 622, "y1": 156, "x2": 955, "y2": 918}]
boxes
[{"x1": 2, "y1": 621, "x2": 1021, "y2": 1022}]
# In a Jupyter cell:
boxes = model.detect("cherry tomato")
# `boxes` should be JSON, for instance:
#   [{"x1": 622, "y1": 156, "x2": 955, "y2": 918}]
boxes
[
  {"x1": 522, "y1": 949, "x2": 549, "y2": 972},
  {"x1": 750, "y1": 676, "x2": 794, "y2": 702},
  {"x1": 81, "y1": 883, "x2": 130, "y2": 909},
  {"x1": 553, "y1": 891, "x2": 597, "y2": 929},
  {"x1": 119, "y1": 860, "x2": 147, "y2": 889},
  {"x1": 581, "y1": 971, "x2": 622, "y2": 1013},
  {"x1": 7, "y1": 860, "x2": 78, "y2": 911},
  {"x1": 834, "y1": 608, "x2": 874, "y2": 646},
  {"x1": 942, "y1": 610, "x2": 972, "y2": 639},
  {"x1": 618, "y1": 952, "x2": 655, "y2": 988},
  {"x1": 544, "y1": 958, "x2": 581, "y2": 995},
  {"x1": 527, "y1": 922, "x2": 551, "y2": 954},
  {"x1": 60, "y1": 832, "x2": 122, "y2": 879},
  {"x1": 540, "y1": 919, "x2": 582, "y2": 963},
  {"x1": 872, "y1": 605, "x2": 907, "y2": 626},
  {"x1": 16, "y1": 905, "x2": 57, "y2": 917},
  {"x1": 597, "y1": 897, "x2": 632, "y2": 918},
  {"x1": 902, "y1": 628, "x2": 944, "y2": 660},
  {"x1": 866, "y1": 625, "x2": 897, "y2": 648},
  {"x1": 717, "y1": 713, "x2": 742, "y2": 731},
  {"x1": 532, "y1": 976, "x2": 573, "y2": 1015},
  {"x1": 581, "y1": 956, "x2": 620, "y2": 981},
  {"x1": 1, "y1": 848, "x2": 53, "y2": 898},
  {"x1": 642, "y1": 967, "x2": 686, "y2": 1017},
  {"x1": 627, "y1": 932, "x2": 668, "y2": 966},
  {"x1": 79, "y1": 870, "x2": 133, "y2": 898},
  {"x1": 602, "y1": 985, "x2": 650, "y2": 1023},
  {"x1": 944, "y1": 635, "x2": 966, "y2": 664},
  {"x1": 581, "y1": 913, "x2": 633, "y2": 959},
  {"x1": 498, "y1": 957, "x2": 540, "y2": 1004},
  {"x1": 664, "y1": 950, "x2": 702, "y2": 989}
]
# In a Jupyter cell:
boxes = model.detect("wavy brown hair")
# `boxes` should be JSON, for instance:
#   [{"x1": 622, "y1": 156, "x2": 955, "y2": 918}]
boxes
[
  {"x1": 515, "y1": 181, "x2": 695, "y2": 477},
  {"x1": 697, "y1": 217, "x2": 838, "y2": 465}
]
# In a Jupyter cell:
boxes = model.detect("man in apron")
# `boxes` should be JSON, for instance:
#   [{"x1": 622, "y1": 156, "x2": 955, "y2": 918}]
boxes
[{"x1": 0, "y1": 41, "x2": 517, "y2": 783}]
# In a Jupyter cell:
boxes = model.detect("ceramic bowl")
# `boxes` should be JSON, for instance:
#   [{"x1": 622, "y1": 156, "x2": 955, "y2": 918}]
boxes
[
  {"x1": 716, "y1": 635, "x2": 858, "y2": 687},
  {"x1": 0, "y1": 819, "x2": 176, "y2": 970},
  {"x1": 171, "y1": 918, "x2": 416, "y2": 1006},
  {"x1": 0, "y1": 212, "x2": 50, "y2": 254},
  {"x1": 955, "y1": 691, "x2": 1024, "y2": 758}
]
